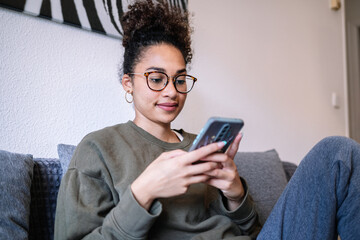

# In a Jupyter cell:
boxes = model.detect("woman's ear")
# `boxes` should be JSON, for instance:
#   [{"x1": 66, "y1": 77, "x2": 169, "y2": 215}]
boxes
[{"x1": 122, "y1": 74, "x2": 133, "y2": 93}]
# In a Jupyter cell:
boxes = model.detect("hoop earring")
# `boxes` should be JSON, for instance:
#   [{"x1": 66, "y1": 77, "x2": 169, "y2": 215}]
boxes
[{"x1": 125, "y1": 91, "x2": 133, "y2": 103}]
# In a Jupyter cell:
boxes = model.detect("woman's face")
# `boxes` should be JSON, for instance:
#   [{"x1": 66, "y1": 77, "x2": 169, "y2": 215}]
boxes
[{"x1": 123, "y1": 43, "x2": 187, "y2": 128}]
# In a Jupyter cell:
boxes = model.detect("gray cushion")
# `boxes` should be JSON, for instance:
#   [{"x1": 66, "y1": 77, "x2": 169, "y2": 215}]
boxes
[
  {"x1": 57, "y1": 144, "x2": 76, "y2": 176},
  {"x1": 234, "y1": 150, "x2": 288, "y2": 225},
  {"x1": 0, "y1": 150, "x2": 34, "y2": 239}
]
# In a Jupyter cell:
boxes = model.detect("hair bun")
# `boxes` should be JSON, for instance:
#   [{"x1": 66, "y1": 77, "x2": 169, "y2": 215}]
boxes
[{"x1": 121, "y1": 0, "x2": 192, "y2": 75}]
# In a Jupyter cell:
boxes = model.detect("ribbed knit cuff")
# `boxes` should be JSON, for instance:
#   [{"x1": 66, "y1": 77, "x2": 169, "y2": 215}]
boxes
[
  {"x1": 112, "y1": 186, "x2": 162, "y2": 239},
  {"x1": 219, "y1": 178, "x2": 256, "y2": 224}
]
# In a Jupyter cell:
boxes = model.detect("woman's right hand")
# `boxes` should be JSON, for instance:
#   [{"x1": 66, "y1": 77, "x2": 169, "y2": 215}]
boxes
[{"x1": 131, "y1": 141, "x2": 226, "y2": 210}]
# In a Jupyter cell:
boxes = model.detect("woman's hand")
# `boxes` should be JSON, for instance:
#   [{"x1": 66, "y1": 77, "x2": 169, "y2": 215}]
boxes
[
  {"x1": 131, "y1": 141, "x2": 226, "y2": 210},
  {"x1": 203, "y1": 133, "x2": 245, "y2": 211}
]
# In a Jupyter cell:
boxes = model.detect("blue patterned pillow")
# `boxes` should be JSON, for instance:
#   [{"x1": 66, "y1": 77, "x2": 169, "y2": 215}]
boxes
[
  {"x1": 57, "y1": 144, "x2": 76, "y2": 176},
  {"x1": 0, "y1": 150, "x2": 34, "y2": 239}
]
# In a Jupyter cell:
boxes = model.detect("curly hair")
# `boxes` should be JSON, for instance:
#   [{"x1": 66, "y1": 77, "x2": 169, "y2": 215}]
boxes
[{"x1": 121, "y1": 0, "x2": 193, "y2": 76}]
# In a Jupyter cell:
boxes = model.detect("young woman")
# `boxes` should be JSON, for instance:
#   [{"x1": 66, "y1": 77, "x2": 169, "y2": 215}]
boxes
[
  {"x1": 55, "y1": 1, "x2": 260, "y2": 239},
  {"x1": 55, "y1": 1, "x2": 360, "y2": 239}
]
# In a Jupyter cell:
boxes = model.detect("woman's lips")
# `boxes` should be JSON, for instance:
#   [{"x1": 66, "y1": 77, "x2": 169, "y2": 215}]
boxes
[{"x1": 157, "y1": 102, "x2": 178, "y2": 111}]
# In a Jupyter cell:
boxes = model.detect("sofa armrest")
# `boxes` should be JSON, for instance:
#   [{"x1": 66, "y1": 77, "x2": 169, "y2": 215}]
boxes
[{"x1": 281, "y1": 161, "x2": 297, "y2": 182}]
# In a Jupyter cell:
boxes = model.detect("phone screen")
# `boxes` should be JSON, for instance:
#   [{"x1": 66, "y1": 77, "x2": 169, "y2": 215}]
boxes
[{"x1": 189, "y1": 117, "x2": 244, "y2": 153}]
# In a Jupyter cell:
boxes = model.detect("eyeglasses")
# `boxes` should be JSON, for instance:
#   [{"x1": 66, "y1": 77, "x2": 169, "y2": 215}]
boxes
[{"x1": 128, "y1": 71, "x2": 197, "y2": 94}]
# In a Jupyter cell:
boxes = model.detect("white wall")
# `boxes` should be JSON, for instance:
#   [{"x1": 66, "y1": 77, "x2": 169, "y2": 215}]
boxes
[
  {"x1": 0, "y1": 8, "x2": 134, "y2": 158},
  {"x1": 0, "y1": 0, "x2": 347, "y2": 164},
  {"x1": 174, "y1": 0, "x2": 347, "y2": 163}
]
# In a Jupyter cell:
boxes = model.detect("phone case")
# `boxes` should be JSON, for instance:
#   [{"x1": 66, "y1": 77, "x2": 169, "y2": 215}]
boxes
[{"x1": 189, "y1": 117, "x2": 244, "y2": 152}]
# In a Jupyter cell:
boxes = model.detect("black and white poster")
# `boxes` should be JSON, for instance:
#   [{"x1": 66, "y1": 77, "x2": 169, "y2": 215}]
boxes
[{"x1": 0, "y1": 0, "x2": 188, "y2": 39}]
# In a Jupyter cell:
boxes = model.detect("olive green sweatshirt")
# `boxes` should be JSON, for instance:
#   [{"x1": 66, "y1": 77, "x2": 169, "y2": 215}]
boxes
[{"x1": 54, "y1": 121, "x2": 260, "y2": 240}]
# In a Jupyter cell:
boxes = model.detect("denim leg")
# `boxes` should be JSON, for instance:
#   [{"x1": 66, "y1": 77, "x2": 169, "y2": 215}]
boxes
[{"x1": 257, "y1": 136, "x2": 360, "y2": 240}]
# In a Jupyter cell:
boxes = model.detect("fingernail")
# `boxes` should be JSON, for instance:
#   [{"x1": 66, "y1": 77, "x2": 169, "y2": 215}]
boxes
[{"x1": 218, "y1": 141, "x2": 227, "y2": 147}]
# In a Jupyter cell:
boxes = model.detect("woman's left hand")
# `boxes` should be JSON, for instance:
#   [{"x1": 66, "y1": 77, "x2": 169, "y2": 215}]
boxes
[{"x1": 202, "y1": 133, "x2": 245, "y2": 211}]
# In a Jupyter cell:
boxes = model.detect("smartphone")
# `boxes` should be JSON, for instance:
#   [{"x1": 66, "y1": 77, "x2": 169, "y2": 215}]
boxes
[{"x1": 189, "y1": 117, "x2": 244, "y2": 153}]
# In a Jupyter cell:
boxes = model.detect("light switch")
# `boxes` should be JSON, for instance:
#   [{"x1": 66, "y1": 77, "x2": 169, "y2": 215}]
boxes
[{"x1": 332, "y1": 92, "x2": 340, "y2": 109}]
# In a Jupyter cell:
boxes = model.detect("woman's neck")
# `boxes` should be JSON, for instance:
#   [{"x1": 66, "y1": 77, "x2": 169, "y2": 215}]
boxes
[{"x1": 133, "y1": 118, "x2": 180, "y2": 143}]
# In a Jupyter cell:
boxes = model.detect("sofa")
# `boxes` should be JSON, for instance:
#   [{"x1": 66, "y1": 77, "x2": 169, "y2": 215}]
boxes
[{"x1": 0, "y1": 145, "x2": 297, "y2": 240}]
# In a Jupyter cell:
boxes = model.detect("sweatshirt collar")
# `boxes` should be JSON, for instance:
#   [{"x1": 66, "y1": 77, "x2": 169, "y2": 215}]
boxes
[{"x1": 127, "y1": 121, "x2": 193, "y2": 150}]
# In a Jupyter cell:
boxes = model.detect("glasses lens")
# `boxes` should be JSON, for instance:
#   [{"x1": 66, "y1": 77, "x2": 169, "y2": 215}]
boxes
[
  {"x1": 175, "y1": 75, "x2": 195, "y2": 93},
  {"x1": 147, "y1": 72, "x2": 167, "y2": 91}
]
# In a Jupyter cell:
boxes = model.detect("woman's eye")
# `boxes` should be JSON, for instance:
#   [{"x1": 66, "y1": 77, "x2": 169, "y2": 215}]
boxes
[
  {"x1": 175, "y1": 80, "x2": 186, "y2": 85},
  {"x1": 148, "y1": 73, "x2": 166, "y2": 84},
  {"x1": 150, "y1": 77, "x2": 163, "y2": 84}
]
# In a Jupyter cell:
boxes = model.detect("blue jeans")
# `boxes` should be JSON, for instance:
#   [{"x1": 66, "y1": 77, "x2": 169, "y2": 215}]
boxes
[{"x1": 257, "y1": 136, "x2": 360, "y2": 240}]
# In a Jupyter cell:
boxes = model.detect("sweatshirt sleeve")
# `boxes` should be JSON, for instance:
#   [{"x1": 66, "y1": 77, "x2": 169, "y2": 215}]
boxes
[
  {"x1": 54, "y1": 140, "x2": 162, "y2": 240},
  {"x1": 210, "y1": 178, "x2": 262, "y2": 238}
]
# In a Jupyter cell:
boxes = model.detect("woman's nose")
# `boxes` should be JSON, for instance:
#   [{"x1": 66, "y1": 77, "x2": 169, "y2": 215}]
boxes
[{"x1": 161, "y1": 79, "x2": 178, "y2": 97}]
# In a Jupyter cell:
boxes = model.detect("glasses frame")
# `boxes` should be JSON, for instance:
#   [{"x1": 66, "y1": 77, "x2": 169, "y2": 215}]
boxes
[{"x1": 128, "y1": 71, "x2": 197, "y2": 94}]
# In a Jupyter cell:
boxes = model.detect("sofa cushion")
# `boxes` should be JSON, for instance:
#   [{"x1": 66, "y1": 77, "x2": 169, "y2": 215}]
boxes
[
  {"x1": 0, "y1": 150, "x2": 34, "y2": 239},
  {"x1": 234, "y1": 150, "x2": 288, "y2": 225},
  {"x1": 29, "y1": 158, "x2": 62, "y2": 240},
  {"x1": 57, "y1": 144, "x2": 76, "y2": 176}
]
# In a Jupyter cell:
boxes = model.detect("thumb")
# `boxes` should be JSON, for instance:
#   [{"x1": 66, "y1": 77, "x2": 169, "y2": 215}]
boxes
[{"x1": 226, "y1": 133, "x2": 243, "y2": 159}]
